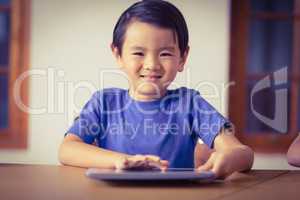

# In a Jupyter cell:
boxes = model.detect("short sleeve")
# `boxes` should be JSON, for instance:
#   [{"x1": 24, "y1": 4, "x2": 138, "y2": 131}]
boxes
[
  {"x1": 190, "y1": 90, "x2": 231, "y2": 148},
  {"x1": 66, "y1": 91, "x2": 102, "y2": 144}
]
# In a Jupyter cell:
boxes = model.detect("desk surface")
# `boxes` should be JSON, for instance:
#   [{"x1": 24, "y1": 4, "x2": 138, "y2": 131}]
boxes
[{"x1": 0, "y1": 164, "x2": 299, "y2": 200}]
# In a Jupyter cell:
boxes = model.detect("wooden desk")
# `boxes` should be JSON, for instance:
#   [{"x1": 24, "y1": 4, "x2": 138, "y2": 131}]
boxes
[{"x1": 0, "y1": 164, "x2": 299, "y2": 200}]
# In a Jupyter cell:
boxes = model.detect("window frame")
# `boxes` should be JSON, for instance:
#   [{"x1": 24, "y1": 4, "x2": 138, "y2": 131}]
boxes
[
  {"x1": 229, "y1": 0, "x2": 300, "y2": 153},
  {"x1": 0, "y1": 0, "x2": 30, "y2": 149}
]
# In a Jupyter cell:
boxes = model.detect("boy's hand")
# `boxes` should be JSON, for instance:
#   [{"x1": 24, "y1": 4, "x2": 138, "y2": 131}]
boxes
[
  {"x1": 196, "y1": 149, "x2": 237, "y2": 179},
  {"x1": 115, "y1": 154, "x2": 169, "y2": 171},
  {"x1": 196, "y1": 129, "x2": 254, "y2": 179}
]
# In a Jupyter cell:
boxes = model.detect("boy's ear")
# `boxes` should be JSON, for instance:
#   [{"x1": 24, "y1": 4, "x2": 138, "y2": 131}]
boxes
[
  {"x1": 110, "y1": 43, "x2": 123, "y2": 68},
  {"x1": 178, "y1": 46, "x2": 190, "y2": 72}
]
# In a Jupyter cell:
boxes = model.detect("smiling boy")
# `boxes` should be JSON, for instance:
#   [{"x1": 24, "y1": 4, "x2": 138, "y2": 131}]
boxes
[
  {"x1": 114, "y1": 20, "x2": 186, "y2": 101},
  {"x1": 59, "y1": 0, "x2": 254, "y2": 178}
]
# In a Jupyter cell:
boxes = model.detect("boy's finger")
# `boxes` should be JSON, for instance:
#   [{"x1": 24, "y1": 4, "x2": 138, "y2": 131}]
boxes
[
  {"x1": 197, "y1": 159, "x2": 213, "y2": 171},
  {"x1": 133, "y1": 160, "x2": 147, "y2": 168},
  {"x1": 160, "y1": 160, "x2": 169, "y2": 171},
  {"x1": 145, "y1": 155, "x2": 161, "y2": 162},
  {"x1": 160, "y1": 160, "x2": 169, "y2": 166},
  {"x1": 123, "y1": 155, "x2": 143, "y2": 168},
  {"x1": 145, "y1": 159, "x2": 167, "y2": 169},
  {"x1": 211, "y1": 165, "x2": 222, "y2": 179},
  {"x1": 115, "y1": 157, "x2": 130, "y2": 170},
  {"x1": 211, "y1": 162, "x2": 231, "y2": 179},
  {"x1": 132, "y1": 154, "x2": 146, "y2": 162}
]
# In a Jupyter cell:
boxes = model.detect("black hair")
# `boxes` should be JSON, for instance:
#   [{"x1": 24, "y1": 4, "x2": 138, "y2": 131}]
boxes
[{"x1": 112, "y1": 0, "x2": 189, "y2": 57}]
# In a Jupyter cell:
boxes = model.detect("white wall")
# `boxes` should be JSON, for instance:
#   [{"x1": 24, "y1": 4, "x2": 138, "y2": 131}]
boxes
[{"x1": 2, "y1": 0, "x2": 288, "y2": 169}]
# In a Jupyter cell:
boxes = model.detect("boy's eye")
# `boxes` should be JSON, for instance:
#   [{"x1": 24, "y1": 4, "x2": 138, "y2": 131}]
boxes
[
  {"x1": 132, "y1": 52, "x2": 144, "y2": 56},
  {"x1": 160, "y1": 52, "x2": 173, "y2": 57}
]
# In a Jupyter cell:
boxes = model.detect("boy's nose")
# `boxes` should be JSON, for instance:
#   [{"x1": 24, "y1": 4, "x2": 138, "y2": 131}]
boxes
[{"x1": 143, "y1": 56, "x2": 161, "y2": 70}]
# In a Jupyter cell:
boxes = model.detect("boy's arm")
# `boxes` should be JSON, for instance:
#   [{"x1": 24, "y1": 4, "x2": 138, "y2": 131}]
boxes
[
  {"x1": 58, "y1": 134, "x2": 129, "y2": 169},
  {"x1": 197, "y1": 130, "x2": 254, "y2": 178},
  {"x1": 287, "y1": 134, "x2": 300, "y2": 167},
  {"x1": 58, "y1": 134, "x2": 169, "y2": 169},
  {"x1": 194, "y1": 142, "x2": 214, "y2": 167}
]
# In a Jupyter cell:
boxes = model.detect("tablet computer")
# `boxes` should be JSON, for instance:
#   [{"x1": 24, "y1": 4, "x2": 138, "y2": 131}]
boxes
[{"x1": 86, "y1": 168, "x2": 216, "y2": 181}]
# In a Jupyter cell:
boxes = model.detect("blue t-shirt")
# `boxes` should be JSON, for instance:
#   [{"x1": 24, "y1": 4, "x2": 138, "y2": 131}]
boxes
[{"x1": 66, "y1": 87, "x2": 230, "y2": 168}]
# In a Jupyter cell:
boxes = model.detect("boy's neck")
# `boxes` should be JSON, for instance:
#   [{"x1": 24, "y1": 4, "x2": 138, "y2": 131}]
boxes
[{"x1": 128, "y1": 88, "x2": 167, "y2": 102}]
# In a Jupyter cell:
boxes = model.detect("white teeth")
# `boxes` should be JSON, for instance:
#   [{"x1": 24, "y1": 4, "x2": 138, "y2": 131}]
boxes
[{"x1": 140, "y1": 75, "x2": 162, "y2": 78}]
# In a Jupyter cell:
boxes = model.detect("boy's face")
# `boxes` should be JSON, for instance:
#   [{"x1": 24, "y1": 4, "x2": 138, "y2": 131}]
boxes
[{"x1": 112, "y1": 21, "x2": 189, "y2": 101}]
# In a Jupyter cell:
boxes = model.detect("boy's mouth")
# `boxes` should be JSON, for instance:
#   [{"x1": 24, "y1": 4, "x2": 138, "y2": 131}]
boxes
[{"x1": 140, "y1": 74, "x2": 162, "y2": 81}]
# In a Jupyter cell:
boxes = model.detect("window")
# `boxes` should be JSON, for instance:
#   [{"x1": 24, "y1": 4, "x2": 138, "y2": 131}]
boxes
[
  {"x1": 229, "y1": 0, "x2": 300, "y2": 152},
  {"x1": 0, "y1": 0, "x2": 30, "y2": 148}
]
